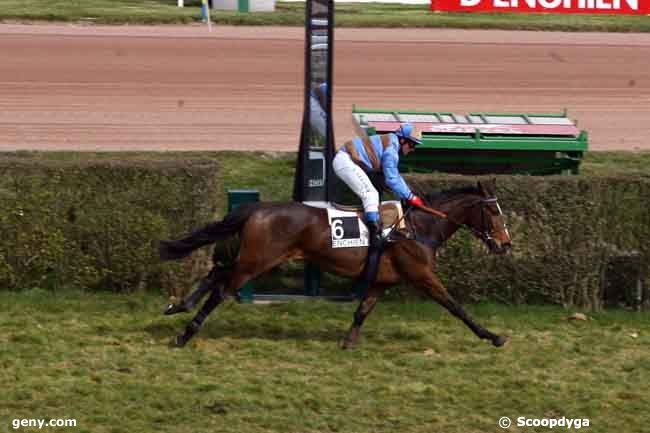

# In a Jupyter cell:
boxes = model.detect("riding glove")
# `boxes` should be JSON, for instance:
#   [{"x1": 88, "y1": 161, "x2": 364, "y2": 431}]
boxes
[{"x1": 407, "y1": 194, "x2": 425, "y2": 209}]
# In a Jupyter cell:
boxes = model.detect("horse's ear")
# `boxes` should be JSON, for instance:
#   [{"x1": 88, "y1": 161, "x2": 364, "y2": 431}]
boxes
[
  {"x1": 477, "y1": 179, "x2": 495, "y2": 197},
  {"x1": 477, "y1": 180, "x2": 486, "y2": 195},
  {"x1": 486, "y1": 177, "x2": 497, "y2": 194}
]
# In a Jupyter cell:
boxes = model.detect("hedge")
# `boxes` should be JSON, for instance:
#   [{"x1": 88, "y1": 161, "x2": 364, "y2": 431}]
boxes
[
  {"x1": 0, "y1": 154, "x2": 220, "y2": 296},
  {"x1": 0, "y1": 152, "x2": 648, "y2": 310},
  {"x1": 407, "y1": 174, "x2": 650, "y2": 310}
]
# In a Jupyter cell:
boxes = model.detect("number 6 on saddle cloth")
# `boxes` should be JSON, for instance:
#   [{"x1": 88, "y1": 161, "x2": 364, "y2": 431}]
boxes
[{"x1": 327, "y1": 201, "x2": 406, "y2": 249}]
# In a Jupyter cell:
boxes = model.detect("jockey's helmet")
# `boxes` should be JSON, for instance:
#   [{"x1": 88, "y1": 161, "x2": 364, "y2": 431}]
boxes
[
  {"x1": 318, "y1": 82, "x2": 328, "y2": 95},
  {"x1": 395, "y1": 123, "x2": 422, "y2": 147}
]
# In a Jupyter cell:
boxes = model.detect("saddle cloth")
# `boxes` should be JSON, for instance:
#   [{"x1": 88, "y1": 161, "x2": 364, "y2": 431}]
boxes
[
  {"x1": 315, "y1": 201, "x2": 406, "y2": 249},
  {"x1": 330, "y1": 200, "x2": 406, "y2": 230}
]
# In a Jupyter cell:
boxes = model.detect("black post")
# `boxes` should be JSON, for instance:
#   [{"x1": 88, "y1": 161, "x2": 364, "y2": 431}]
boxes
[
  {"x1": 292, "y1": 0, "x2": 335, "y2": 203},
  {"x1": 292, "y1": 0, "x2": 335, "y2": 296}
]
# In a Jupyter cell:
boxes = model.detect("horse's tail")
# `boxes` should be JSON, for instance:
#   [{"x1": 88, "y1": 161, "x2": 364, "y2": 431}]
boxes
[{"x1": 159, "y1": 203, "x2": 259, "y2": 261}]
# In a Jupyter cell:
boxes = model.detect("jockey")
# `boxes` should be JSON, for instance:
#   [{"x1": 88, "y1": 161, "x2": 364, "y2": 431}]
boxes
[
  {"x1": 332, "y1": 123, "x2": 426, "y2": 284},
  {"x1": 309, "y1": 82, "x2": 328, "y2": 137}
]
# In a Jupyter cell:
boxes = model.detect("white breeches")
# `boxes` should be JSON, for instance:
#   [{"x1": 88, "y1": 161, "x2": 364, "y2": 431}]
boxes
[{"x1": 333, "y1": 151, "x2": 379, "y2": 214}]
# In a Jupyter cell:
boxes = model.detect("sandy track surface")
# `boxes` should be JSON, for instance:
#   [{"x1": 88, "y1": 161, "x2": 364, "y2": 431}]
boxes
[{"x1": 1, "y1": 23, "x2": 649, "y2": 151}]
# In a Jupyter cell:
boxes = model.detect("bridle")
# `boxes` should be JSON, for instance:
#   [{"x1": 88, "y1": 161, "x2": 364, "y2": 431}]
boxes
[
  {"x1": 472, "y1": 197, "x2": 508, "y2": 245},
  {"x1": 396, "y1": 196, "x2": 508, "y2": 248}
]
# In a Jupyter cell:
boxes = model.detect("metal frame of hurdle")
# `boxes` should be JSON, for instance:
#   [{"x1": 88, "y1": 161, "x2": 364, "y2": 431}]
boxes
[{"x1": 352, "y1": 106, "x2": 588, "y2": 176}]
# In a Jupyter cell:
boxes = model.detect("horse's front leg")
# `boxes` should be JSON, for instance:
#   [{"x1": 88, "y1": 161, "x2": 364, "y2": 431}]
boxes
[
  {"x1": 421, "y1": 273, "x2": 507, "y2": 347},
  {"x1": 342, "y1": 290, "x2": 380, "y2": 349}
]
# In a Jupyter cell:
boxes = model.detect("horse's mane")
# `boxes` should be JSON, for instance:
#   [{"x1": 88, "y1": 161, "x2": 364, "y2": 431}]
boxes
[{"x1": 424, "y1": 185, "x2": 480, "y2": 205}]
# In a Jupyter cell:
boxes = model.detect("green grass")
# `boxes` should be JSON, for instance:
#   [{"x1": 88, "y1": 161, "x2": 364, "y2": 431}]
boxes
[
  {"x1": 0, "y1": 0, "x2": 199, "y2": 24},
  {"x1": 581, "y1": 151, "x2": 650, "y2": 177},
  {"x1": 1, "y1": 0, "x2": 650, "y2": 32},
  {"x1": 215, "y1": 151, "x2": 296, "y2": 203},
  {"x1": 1, "y1": 289, "x2": 649, "y2": 433}
]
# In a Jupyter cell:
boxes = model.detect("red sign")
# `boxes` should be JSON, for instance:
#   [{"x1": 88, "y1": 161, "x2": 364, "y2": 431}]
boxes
[{"x1": 431, "y1": 0, "x2": 650, "y2": 14}]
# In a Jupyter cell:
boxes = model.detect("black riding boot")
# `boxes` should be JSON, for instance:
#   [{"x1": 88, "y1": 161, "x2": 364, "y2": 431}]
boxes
[{"x1": 364, "y1": 220, "x2": 384, "y2": 285}]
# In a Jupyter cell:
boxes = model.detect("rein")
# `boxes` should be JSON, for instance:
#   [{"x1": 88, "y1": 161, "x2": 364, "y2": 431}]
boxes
[
  {"x1": 418, "y1": 204, "x2": 448, "y2": 219},
  {"x1": 382, "y1": 196, "x2": 500, "y2": 249},
  {"x1": 410, "y1": 197, "x2": 500, "y2": 246}
]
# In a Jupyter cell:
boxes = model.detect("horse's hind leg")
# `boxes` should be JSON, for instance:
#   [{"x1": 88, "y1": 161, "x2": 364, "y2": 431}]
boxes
[
  {"x1": 164, "y1": 267, "x2": 225, "y2": 315},
  {"x1": 173, "y1": 250, "x2": 289, "y2": 347},
  {"x1": 422, "y1": 274, "x2": 507, "y2": 347},
  {"x1": 175, "y1": 284, "x2": 224, "y2": 347},
  {"x1": 165, "y1": 273, "x2": 215, "y2": 316}
]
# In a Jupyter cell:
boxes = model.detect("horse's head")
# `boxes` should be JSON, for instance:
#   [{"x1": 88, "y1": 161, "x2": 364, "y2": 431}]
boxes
[{"x1": 462, "y1": 179, "x2": 512, "y2": 255}]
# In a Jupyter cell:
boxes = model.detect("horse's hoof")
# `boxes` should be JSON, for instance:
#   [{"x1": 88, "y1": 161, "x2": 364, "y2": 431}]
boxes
[
  {"x1": 492, "y1": 335, "x2": 508, "y2": 347},
  {"x1": 164, "y1": 303, "x2": 188, "y2": 316},
  {"x1": 341, "y1": 340, "x2": 356, "y2": 350},
  {"x1": 174, "y1": 335, "x2": 187, "y2": 348}
]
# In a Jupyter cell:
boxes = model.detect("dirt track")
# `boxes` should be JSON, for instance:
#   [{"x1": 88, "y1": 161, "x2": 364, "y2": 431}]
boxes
[{"x1": 1, "y1": 23, "x2": 649, "y2": 151}]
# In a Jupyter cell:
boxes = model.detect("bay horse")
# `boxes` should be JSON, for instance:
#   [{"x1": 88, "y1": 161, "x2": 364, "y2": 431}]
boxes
[{"x1": 159, "y1": 179, "x2": 511, "y2": 349}]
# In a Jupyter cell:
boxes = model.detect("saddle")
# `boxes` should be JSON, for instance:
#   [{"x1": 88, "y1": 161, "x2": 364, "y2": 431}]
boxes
[{"x1": 331, "y1": 200, "x2": 407, "y2": 231}]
